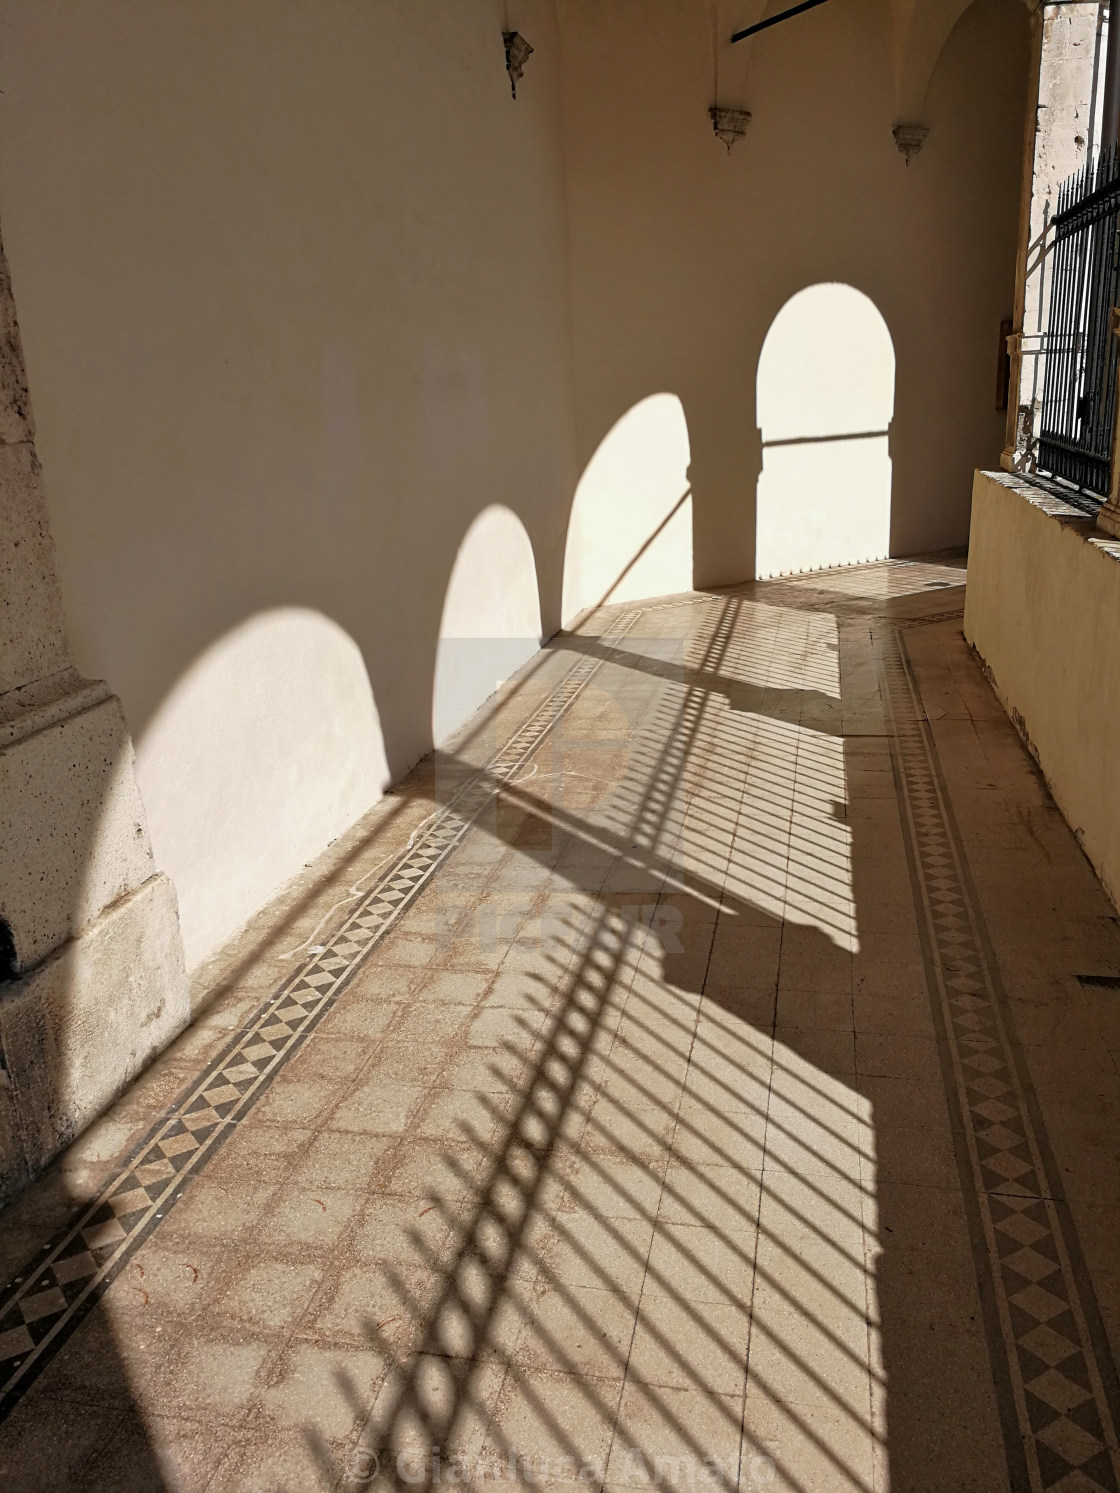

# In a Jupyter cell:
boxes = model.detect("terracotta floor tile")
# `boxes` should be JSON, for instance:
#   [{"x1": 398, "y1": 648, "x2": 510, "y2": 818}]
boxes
[
  {"x1": 4, "y1": 564, "x2": 1119, "y2": 1493},
  {"x1": 514, "y1": 1281, "x2": 638, "y2": 1380},
  {"x1": 607, "y1": 1380, "x2": 743, "y2": 1490},
  {"x1": 328, "y1": 1080, "x2": 430, "y2": 1135},
  {"x1": 210, "y1": 1254, "x2": 325, "y2": 1331}
]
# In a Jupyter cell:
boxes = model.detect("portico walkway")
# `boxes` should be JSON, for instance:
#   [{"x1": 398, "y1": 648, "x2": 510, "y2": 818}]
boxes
[{"x1": 1, "y1": 557, "x2": 1118, "y2": 1493}]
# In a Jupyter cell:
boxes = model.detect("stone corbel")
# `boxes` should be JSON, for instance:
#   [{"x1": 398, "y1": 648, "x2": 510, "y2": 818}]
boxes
[
  {"x1": 710, "y1": 106, "x2": 752, "y2": 152},
  {"x1": 892, "y1": 123, "x2": 928, "y2": 165}
]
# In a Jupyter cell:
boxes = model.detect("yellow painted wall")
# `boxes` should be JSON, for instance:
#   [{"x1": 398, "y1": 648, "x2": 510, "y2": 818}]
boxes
[{"x1": 965, "y1": 471, "x2": 1120, "y2": 910}]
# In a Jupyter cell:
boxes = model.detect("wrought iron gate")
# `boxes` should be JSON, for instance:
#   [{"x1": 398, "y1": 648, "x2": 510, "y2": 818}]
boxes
[{"x1": 1037, "y1": 148, "x2": 1120, "y2": 495}]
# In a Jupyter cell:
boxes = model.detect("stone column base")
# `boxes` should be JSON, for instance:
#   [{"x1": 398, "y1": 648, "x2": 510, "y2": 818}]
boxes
[{"x1": 0, "y1": 872, "x2": 189, "y2": 1203}]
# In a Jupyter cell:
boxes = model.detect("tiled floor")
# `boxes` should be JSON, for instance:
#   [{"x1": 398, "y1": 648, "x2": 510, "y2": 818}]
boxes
[{"x1": 1, "y1": 556, "x2": 1119, "y2": 1492}]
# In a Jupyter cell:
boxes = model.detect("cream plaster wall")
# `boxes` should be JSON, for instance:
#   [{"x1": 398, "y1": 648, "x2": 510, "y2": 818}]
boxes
[
  {"x1": 433, "y1": 505, "x2": 543, "y2": 747},
  {"x1": 0, "y1": 0, "x2": 1032, "y2": 972},
  {"x1": 965, "y1": 471, "x2": 1120, "y2": 910},
  {"x1": 0, "y1": 1, "x2": 577, "y2": 967},
  {"x1": 562, "y1": 393, "x2": 693, "y2": 624},
  {"x1": 557, "y1": 0, "x2": 1030, "y2": 583},
  {"x1": 135, "y1": 609, "x2": 390, "y2": 969},
  {"x1": 756, "y1": 283, "x2": 895, "y2": 577}
]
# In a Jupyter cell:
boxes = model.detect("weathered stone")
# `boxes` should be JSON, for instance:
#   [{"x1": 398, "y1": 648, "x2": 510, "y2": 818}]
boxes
[
  {"x1": 0, "y1": 205, "x2": 190, "y2": 1211},
  {"x1": 0, "y1": 872, "x2": 189, "y2": 1188},
  {"x1": 0, "y1": 440, "x2": 69, "y2": 695},
  {"x1": 0, "y1": 1072, "x2": 26, "y2": 1205},
  {"x1": 0, "y1": 689, "x2": 156, "y2": 971},
  {"x1": 0, "y1": 229, "x2": 33, "y2": 447},
  {"x1": 966, "y1": 469, "x2": 1120, "y2": 908}
]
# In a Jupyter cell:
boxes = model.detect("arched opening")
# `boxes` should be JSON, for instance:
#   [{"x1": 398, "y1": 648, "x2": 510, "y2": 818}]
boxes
[
  {"x1": 562, "y1": 393, "x2": 693, "y2": 626},
  {"x1": 755, "y1": 284, "x2": 895, "y2": 578},
  {"x1": 135, "y1": 607, "x2": 389, "y2": 969},
  {"x1": 432, "y1": 505, "x2": 542, "y2": 747}
]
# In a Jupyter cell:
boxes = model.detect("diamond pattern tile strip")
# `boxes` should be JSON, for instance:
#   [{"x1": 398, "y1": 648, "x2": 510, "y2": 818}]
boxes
[
  {"x1": 882, "y1": 619, "x2": 1120, "y2": 1493},
  {"x1": 0, "y1": 609, "x2": 640, "y2": 1419}
]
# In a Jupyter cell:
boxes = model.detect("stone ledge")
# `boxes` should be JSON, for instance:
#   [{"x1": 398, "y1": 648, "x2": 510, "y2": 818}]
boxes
[
  {"x1": 0, "y1": 666, "x2": 111, "y2": 746},
  {"x1": 0, "y1": 689, "x2": 156, "y2": 970},
  {"x1": 980, "y1": 468, "x2": 1120, "y2": 561}
]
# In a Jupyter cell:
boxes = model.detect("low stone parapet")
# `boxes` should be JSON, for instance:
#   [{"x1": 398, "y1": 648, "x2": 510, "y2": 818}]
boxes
[{"x1": 965, "y1": 468, "x2": 1120, "y2": 907}]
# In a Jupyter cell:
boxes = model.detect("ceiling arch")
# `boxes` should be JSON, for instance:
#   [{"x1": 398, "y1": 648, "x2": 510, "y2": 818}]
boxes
[
  {"x1": 890, "y1": 0, "x2": 1031, "y2": 122},
  {"x1": 719, "y1": 0, "x2": 1031, "y2": 126}
]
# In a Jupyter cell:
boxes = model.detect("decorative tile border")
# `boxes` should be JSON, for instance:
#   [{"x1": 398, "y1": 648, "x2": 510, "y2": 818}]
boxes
[
  {"x1": 883, "y1": 615, "x2": 1120, "y2": 1493},
  {"x1": 2, "y1": 572, "x2": 1118, "y2": 1493},
  {"x1": 0, "y1": 610, "x2": 639, "y2": 1419}
]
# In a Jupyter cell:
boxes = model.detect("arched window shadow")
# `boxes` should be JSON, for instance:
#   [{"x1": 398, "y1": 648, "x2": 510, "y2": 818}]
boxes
[
  {"x1": 562, "y1": 394, "x2": 693, "y2": 628},
  {"x1": 135, "y1": 607, "x2": 391, "y2": 971},
  {"x1": 432, "y1": 506, "x2": 543, "y2": 749},
  {"x1": 756, "y1": 284, "x2": 895, "y2": 579}
]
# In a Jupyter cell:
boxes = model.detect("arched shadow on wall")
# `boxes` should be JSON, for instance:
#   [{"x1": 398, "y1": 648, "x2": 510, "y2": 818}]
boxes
[
  {"x1": 0, "y1": 603, "x2": 399, "y2": 1486},
  {"x1": 562, "y1": 0, "x2": 1030, "y2": 591},
  {"x1": 755, "y1": 283, "x2": 895, "y2": 580},
  {"x1": 561, "y1": 394, "x2": 693, "y2": 628},
  {"x1": 136, "y1": 607, "x2": 392, "y2": 971},
  {"x1": 432, "y1": 505, "x2": 543, "y2": 750}
]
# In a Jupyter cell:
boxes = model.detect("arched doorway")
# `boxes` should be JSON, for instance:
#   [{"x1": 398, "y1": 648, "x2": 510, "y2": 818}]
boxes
[{"x1": 755, "y1": 284, "x2": 895, "y2": 578}]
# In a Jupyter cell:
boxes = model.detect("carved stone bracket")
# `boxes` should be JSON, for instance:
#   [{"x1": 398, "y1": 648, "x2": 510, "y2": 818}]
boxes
[
  {"x1": 709, "y1": 106, "x2": 752, "y2": 153},
  {"x1": 893, "y1": 123, "x2": 929, "y2": 165},
  {"x1": 503, "y1": 31, "x2": 533, "y2": 99}
]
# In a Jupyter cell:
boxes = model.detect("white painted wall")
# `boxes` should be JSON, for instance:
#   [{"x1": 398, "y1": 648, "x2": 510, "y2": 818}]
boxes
[
  {"x1": 0, "y1": 0, "x2": 1031, "y2": 972},
  {"x1": 135, "y1": 609, "x2": 389, "y2": 968},
  {"x1": 756, "y1": 284, "x2": 894, "y2": 578},
  {"x1": 562, "y1": 393, "x2": 693, "y2": 624},
  {"x1": 0, "y1": 0, "x2": 577, "y2": 968},
  {"x1": 433, "y1": 506, "x2": 543, "y2": 746}
]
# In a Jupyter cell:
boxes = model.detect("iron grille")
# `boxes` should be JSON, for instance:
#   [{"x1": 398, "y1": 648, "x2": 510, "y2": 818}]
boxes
[{"x1": 1037, "y1": 147, "x2": 1120, "y2": 495}]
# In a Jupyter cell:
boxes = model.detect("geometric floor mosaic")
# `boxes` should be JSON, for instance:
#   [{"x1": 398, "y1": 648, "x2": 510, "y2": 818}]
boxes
[
  {"x1": 883, "y1": 618, "x2": 1120, "y2": 1492},
  {"x1": 1, "y1": 570, "x2": 1117, "y2": 1493},
  {"x1": 0, "y1": 611, "x2": 639, "y2": 1421}
]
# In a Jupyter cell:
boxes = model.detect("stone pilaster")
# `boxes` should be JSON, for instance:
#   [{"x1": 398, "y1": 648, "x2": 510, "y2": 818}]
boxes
[
  {"x1": 1002, "y1": 2, "x2": 1100, "y2": 473},
  {"x1": 0, "y1": 229, "x2": 189, "y2": 1201}
]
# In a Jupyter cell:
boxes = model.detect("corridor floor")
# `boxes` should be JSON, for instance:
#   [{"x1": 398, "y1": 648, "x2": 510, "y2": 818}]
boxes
[{"x1": 1, "y1": 557, "x2": 1119, "y2": 1493}]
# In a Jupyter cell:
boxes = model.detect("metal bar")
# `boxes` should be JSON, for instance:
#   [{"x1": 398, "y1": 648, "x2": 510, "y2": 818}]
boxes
[
  {"x1": 1037, "y1": 145, "x2": 1120, "y2": 496},
  {"x1": 731, "y1": 0, "x2": 832, "y2": 43}
]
